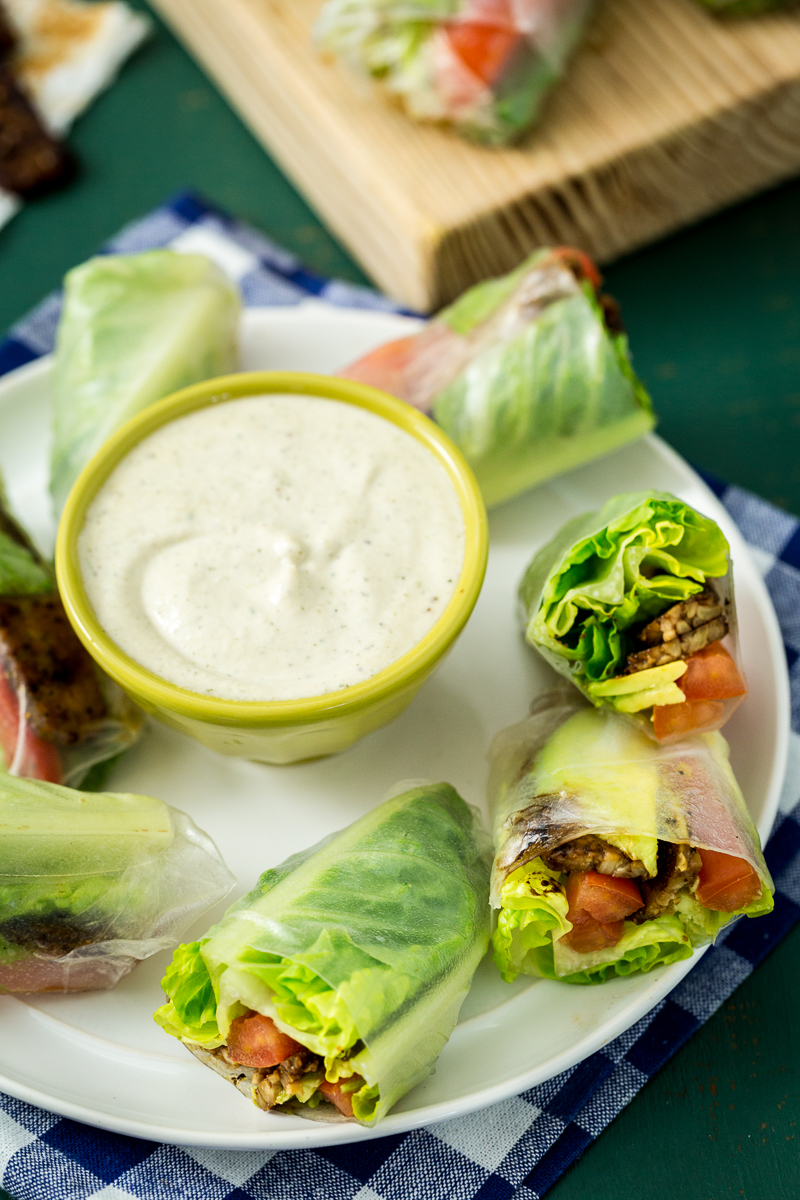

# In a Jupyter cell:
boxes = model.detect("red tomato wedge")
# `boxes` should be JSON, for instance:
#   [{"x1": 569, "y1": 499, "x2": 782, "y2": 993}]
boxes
[
  {"x1": 652, "y1": 698, "x2": 725, "y2": 741},
  {"x1": 339, "y1": 335, "x2": 417, "y2": 397},
  {"x1": 445, "y1": 21, "x2": 522, "y2": 84},
  {"x1": 680, "y1": 642, "x2": 747, "y2": 701},
  {"x1": 318, "y1": 1076, "x2": 363, "y2": 1118},
  {"x1": 0, "y1": 672, "x2": 61, "y2": 782},
  {"x1": 563, "y1": 870, "x2": 642, "y2": 953},
  {"x1": 226, "y1": 1012, "x2": 303, "y2": 1068},
  {"x1": 551, "y1": 246, "x2": 602, "y2": 291},
  {"x1": 696, "y1": 849, "x2": 762, "y2": 912},
  {"x1": 564, "y1": 913, "x2": 624, "y2": 954}
]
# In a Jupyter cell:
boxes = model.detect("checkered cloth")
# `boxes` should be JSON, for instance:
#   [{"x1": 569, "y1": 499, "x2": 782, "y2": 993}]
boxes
[{"x1": 1, "y1": 193, "x2": 799, "y2": 1200}]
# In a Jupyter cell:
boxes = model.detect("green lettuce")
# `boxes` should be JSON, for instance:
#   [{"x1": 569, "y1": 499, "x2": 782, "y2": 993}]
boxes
[
  {"x1": 51, "y1": 250, "x2": 240, "y2": 513},
  {"x1": 433, "y1": 281, "x2": 653, "y2": 507},
  {"x1": 520, "y1": 491, "x2": 730, "y2": 689},
  {"x1": 154, "y1": 782, "x2": 491, "y2": 1124},
  {"x1": 0, "y1": 476, "x2": 52, "y2": 595}
]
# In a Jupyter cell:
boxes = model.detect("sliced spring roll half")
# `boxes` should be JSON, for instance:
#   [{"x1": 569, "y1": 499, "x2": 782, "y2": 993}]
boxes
[
  {"x1": 341, "y1": 247, "x2": 653, "y2": 507},
  {"x1": 154, "y1": 782, "x2": 491, "y2": 1124},
  {"x1": 0, "y1": 475, "x2": 143, "y2": 785},
  {"x1": 0, "y1": 772, "x2": 234, "y2": 993},
  {"x1": 520, "y1": 491, "x2": 747, "y2": 741},
  {"x1": 490, "y1": 693, "x2": 773, "y2": 984},
  {"x1": 50, "y1": 249, "x2": 240, "y2": 514},
  {"x1": 316, "y1": 0, "x2": 596, "y2": 146}
]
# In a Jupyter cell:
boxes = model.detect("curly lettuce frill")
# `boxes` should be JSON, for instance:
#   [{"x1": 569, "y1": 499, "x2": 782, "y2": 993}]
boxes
[{"x1": 520, "y1": 491, "x2": 731, "y2": 687}]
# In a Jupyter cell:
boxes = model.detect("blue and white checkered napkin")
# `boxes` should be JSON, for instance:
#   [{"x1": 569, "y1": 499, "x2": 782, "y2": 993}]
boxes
[{"x1": 1, "y1": 193, "x2": 799, "y2": 1200}]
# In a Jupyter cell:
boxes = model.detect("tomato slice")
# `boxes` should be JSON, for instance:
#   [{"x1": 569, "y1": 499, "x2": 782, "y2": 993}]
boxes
[
  {"x1": 339, "y1": 335, "x2": 417, "y2": 398},
  {"x1": 680, "y1": 642, "x2": 747, "y2": 701},
  {"x1": 652, "y1": 698, "x2": 725, "y2": 740},
  {"x1": 0, "y1": 672, "x2": 61, "y2": 782},
  {"x1": 318, "y1": 1076, "x2": 363, "y2": 1118},
  {"x1": 696, "y1": 849, "x2": 762, "y2": 912},
  {"x1": 445, "y1": 21, "x2": 522, "y2": 84},
  {"x1": 562, "y1": 870, "x2": 642, "y2": 952},
  {"x1": 565, "y1": 870, "x2": 643, "y2": 922},
  {"x1": 226, "y1": 1012, "x2": 304, "y2": 1068},
  {"x1": 551, "y1": 246, "x2": 602, "y2": 291},
  {"x1": 564, "y1": 913, "x2": 625, "y2": 954}
]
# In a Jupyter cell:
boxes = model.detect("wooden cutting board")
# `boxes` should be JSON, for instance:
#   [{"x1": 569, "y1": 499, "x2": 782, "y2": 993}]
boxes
[{"x1": 149, "y1": 0, "x2": 800, "y2": 310}]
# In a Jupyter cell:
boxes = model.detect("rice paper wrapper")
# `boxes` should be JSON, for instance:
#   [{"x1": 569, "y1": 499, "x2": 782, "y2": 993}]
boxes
[
  {"x1": 0, "y1": 775, "x2": 234, "y2": 993},
  {"x1": 316, "y1": 0, "x2": 597, "y2": 145},
  {"x1": 488, "y1": 691, "x2": 772, "y2": 907},
  {"x1": 192, "y1": 782, "x2": 492, "y2": 1125},
  {"x1": 519, "y1": 491, "x2": 747, "y2": 741}
]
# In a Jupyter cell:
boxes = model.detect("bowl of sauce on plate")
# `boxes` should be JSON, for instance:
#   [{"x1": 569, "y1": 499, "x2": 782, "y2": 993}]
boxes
[{"x1": 56, "y1": 372, "x2": 488, "y2": 764}]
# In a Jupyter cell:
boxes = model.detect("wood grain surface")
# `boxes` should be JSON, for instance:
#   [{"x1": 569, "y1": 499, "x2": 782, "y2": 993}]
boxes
[{"x1": 148, "y1": 0, "x2": 800, "y2": 309}]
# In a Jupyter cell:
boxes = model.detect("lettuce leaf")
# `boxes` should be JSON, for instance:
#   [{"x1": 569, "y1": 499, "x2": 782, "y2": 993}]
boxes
[
  {"x1": 51, "y1": 250, "x2": 240, "y2": 513},
  {"x1": 154, "y1": 941, "x2": 221, "y2": 1046},
  {"x1": 520, "y1": 491, "x2": 730, "y2": 685}
]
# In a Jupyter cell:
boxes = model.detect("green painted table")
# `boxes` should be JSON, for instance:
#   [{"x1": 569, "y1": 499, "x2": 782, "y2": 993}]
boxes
[{"x1": 1, "y1": 4, "x2": 798, "y2": 1196}]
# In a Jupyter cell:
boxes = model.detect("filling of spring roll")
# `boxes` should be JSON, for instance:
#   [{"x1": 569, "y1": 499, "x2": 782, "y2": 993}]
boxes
[
  {"x1": 156, "y1": 942, "x2": 379, "y2": 1120},
  {"x1": 490, "y1": 706, "x2": 774, "y2": 984},
  {"x1": 521, "y1": 493, "x2": 747, "y2": 738}
]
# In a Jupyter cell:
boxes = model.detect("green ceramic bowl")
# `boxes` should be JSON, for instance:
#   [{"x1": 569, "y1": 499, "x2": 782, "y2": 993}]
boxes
[{"x1": 56, "y1": 371, "x2": 488, "y2": 765}]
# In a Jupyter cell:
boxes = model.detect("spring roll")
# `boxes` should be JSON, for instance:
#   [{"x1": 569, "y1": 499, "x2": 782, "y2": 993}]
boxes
[
  {"x1": 490, "y1": 693, "x2": 773, "y2": 984},
  {"x1": 0, "y1": 476, "x2": 143, "y2": 785},
  {"x1": 154, "y1": 782, "x2": 491, "y2": 1124},
  {"x1": 50, "y1": 249, "x2": 240, "y2": 514},
  {"x1": 316, "y1": 0, "x2": 596, "y2": 146},
  {"x1": 519, "y1": 491, "x2": 747, "y2": 741},
  {"x1": 342, "y1": 247, "x2": 653, "y2": 507},
  {"x1": 0, "y1": 773, "x2": 234, "y2": 993}
]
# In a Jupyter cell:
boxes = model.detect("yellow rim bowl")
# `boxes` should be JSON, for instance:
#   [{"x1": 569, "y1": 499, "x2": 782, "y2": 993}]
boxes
[{"x1": 56, "y1": 372, "x2": 488, "y2": 745}]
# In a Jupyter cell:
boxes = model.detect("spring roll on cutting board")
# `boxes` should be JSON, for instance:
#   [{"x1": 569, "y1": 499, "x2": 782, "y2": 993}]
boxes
[
  {"x1": 489, "y1": 693, "x2": 773, "y2": 985},
  {"x1": 154, "y1": 783, "x2": 491, "y2": 1124},
  {"x1": 519, "y1": 490, "x2": 748, "y2": 742},
  {"x1": 315, "y1": 0, "x2": 596, "y2": 146},
  {"x1": 341, "y1": 247, "x2": 653, "y2": 508},
  {"x1": 0, "y1": 773, "x2": 234, "y2": 993}
]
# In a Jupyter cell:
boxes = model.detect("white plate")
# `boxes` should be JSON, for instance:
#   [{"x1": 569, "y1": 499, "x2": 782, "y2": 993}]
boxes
[{"x1": 0, "y1": 303, "x2": 790, "y2": 1149}]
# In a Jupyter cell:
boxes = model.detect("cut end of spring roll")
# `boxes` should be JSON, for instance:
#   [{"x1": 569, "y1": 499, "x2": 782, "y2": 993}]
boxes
[
  {"x1": 488, "y1": 694, "x2": 773, "y2": 985},
  {"x1": 154, "y1": 781, "x2": 491, "y2": 1125},
  {"x1": 0, "y1": 775, "x2": 234, "y2": 993},
  {"x1": 519, "y1": 491, "x2": 748, "y2": 741},
  {"x1": 340, "y1": 246, "x2": 654, "y2": 508}
]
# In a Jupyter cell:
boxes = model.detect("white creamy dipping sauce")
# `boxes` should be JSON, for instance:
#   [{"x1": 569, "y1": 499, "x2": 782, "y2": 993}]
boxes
[{"x1": 79, "y1": 394, "x2": 466, "y2": 701}]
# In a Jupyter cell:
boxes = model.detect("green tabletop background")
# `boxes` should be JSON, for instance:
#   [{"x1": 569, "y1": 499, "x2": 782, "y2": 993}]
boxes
[{"x1": 1, "y1": 4, "x2": 799, "y2": 1197}]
